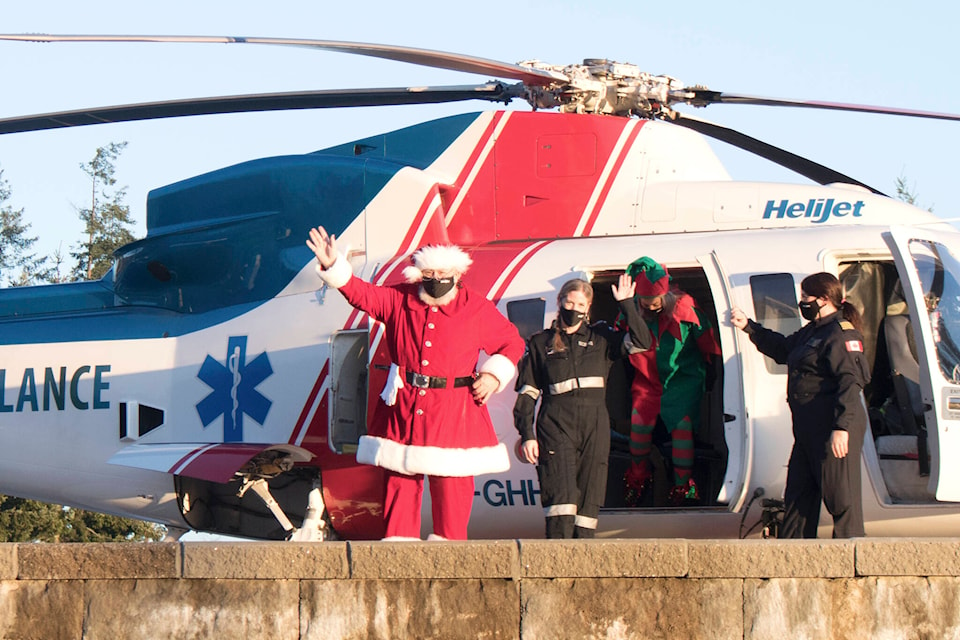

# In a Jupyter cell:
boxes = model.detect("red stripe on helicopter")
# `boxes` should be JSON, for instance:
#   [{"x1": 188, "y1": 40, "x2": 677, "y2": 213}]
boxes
[
  {"x1": 171, "y1": 443, "x2": 281, "y2": 484},
  {"x1": 451, "y1": 112, "x2": 504, "y2": 191},
  {"x1": 576, "y1": 120, "x2": 642, "y2": 236},
  {"x1": 443, "y1": 112, "x2": 507, "y2": 226},
  {"x1": 451, "y1": 112, "x2": 645, "y2": 243},
  {"x1": 488, "y1": 240, "x2": 551, "y2": 302},
  {"x1": 289, "y1": 360, "x2": 330, "y2": 447}
]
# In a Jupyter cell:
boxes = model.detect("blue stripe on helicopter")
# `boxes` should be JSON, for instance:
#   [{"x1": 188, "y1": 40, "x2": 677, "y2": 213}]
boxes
[{"x1": 0, "y1": 113, "x2": 482, "y2": 344}]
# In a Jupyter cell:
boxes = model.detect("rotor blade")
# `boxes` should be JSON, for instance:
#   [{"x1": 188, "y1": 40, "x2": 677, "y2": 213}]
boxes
[
  {"x1": 0, "y1": 34, "x2": 567, "y2": 87},
  {"x1": 671, "y1": 112, "x2": 884, "y2": 195},
  {"x1": 0, "y1": 83, "x2": 517, "y2": 135},
  {"x1": 681, "y1": 89, "x2": 960, "y2": 122}
]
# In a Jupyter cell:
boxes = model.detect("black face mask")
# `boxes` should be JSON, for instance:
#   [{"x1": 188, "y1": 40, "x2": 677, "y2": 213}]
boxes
[
  {"x1": 422, "y1": 276, "x2": 456, "y2": 299},
  {"x1": 798, "y1": 299, "x2": 822, "y2": 321},
  {"x1": 559, "y1": 307, "x2": 585, "y2": 327}
]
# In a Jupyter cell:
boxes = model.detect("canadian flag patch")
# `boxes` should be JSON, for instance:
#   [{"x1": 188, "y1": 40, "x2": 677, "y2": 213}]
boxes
[{"x1": 846, "y1": 340, "x2": 863, "y2": 352}]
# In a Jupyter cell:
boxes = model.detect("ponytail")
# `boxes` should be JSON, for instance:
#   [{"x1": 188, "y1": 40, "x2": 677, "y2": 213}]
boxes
[
  {"x1": 801, "y1": 271, "x2": 863, "y2": 333},
  {"x1": 840, "y1": 300, "x2": 864, "y2": 333}
]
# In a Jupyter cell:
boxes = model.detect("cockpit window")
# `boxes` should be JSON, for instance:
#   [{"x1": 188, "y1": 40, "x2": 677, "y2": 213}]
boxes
[{"x1": 908, "y1": 240, "x2": 960, "y2": 383}]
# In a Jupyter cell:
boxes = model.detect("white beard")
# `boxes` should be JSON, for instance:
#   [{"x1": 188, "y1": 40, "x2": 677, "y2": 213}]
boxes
[{"x1": 418, "y1": 284, "x2": 459, "y2": 307}]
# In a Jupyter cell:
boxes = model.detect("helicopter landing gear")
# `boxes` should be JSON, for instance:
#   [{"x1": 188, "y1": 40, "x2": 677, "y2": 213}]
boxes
[{"x1": 237, "y1": 477, "x2": 328, "y2": 541}]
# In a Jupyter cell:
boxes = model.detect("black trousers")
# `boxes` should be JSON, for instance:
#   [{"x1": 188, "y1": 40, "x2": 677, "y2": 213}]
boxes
[
  {"x1": 536, "y1": 403, "x2": 610, "y2": 539},
  {"x1": 780, "y1": 428, "x2": 865, "y2": 539}
]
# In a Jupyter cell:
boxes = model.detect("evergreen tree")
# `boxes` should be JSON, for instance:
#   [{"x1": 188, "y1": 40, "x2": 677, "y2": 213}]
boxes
[
  {"x1": 895, "y1": 174, "x2": 933, "y2": 212},
  {"x1": 71, "y1": 142, "x2": 136, "y2": 281},
  {"x1": 0, "y1": 495, "x2": 165, "y2": 543},
  {"x1": 0, "y1": 167, "x2": 51, "y2": 286}
]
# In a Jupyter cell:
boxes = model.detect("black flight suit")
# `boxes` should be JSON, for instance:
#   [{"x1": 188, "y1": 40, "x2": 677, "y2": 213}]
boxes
[
  {"x1": 513, "y1": 300, "x2": 650, "y2": 539},
  {"x1": 746, "y1": 312, "x2": 871, "y2": 538}
]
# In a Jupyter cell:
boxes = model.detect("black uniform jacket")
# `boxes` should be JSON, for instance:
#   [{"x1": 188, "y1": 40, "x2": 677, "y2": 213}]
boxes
[
  {"x1": 747, "y1": 312, "x2": 871, "y2": 441},
  {"x1": 513, "y1": 299, "x2": 651, "y2": 442}
]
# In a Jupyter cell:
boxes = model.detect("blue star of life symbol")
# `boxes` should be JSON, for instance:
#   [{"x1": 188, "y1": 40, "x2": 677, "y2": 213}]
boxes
[{"x1": 197, "y1": 336, "x2": 273, "y2": 442}]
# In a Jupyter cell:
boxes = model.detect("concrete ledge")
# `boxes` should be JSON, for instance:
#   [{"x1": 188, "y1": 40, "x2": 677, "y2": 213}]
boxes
[
  {"x1": 519, "y1": 538, "x2": 687, "y2": 577},
  {"x1": 0, "y1": 545, "x2": 15, "y2": 580},
  {"x1": 688, "y1": 539, "x2": 854, "y2": 577},
  {"x1": 84, "y1": 579, "x2": 300, "y2": 638},
  {"x1": 302, "y1": 578, "x2": 520, "y2": 639},
  {"x1": 348, "y1": 539, "x2": 519, "y2": 579},
  {"x1": 17, "y1": 542, "x2": 179, "y2": 579},
  {"x1": 855, "y1": 538, "x2": 960, "y2": 576},
  {"x1": 0, "y1": 580, "x2": 82, "y2": 640},
  {"x1": 182, "y1": 541, "x2": 349, "y2": 579},
  {"x1": 3, "y1": 539, "x2": 960, "y2": 638},
  {"x1": 521, "y1": 578, "x2": 742, "y2": 639}
]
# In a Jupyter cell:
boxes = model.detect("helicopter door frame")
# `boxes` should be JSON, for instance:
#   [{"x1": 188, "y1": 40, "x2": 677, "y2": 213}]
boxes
[
  {"x1": 696, "y1": 251, "x2": 749, "y2": 510},
  {"x1": 883, "y1": 226, "x2": 960, "y2": 502}
]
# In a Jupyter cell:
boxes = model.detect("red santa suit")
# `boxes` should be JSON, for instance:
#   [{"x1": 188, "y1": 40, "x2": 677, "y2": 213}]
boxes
[{"x1": 316, "y1": 245, "x2": 524, "y2": 540}]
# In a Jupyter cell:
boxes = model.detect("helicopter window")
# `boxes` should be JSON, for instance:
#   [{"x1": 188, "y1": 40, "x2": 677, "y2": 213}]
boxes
[
  {"x1": 507, "y1": 298, "x2": 546, "y2": 341},
  {"x1": 907, "y1": 240, "x2": 960, "y2": 383},
  {"x1": 749, "y1": 273, "x2": 802, "y2": 374}
]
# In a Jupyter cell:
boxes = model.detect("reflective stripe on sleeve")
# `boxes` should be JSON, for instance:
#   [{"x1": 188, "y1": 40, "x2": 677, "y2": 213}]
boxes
[
  {"x1": 544, "y1": 504, "x2": 577, "y2": 517},
  {"x1": 548, "y1": 376, "x2": 605, "y2": 395},
  {"x1": 519, "y1": 384, "x2": 541, "y2": 400}
]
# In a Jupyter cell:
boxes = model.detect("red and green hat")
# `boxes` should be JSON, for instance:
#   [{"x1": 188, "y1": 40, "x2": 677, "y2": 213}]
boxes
[{"x1": 627, "y1": 256, "x2": 670, "y2": 297}]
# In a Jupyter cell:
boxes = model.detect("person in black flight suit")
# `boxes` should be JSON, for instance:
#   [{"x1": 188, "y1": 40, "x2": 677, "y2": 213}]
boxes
[
  {"x1": 513, "y1": 275, "x2": 651, "y2": 538},
  {"x1": 731, "y1": 272, "x2": 871, "y2": 538}
]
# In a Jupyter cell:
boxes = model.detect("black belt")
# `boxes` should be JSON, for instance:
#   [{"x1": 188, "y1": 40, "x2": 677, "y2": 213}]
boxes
[{"x1": 404, "y1": 371, "x2": 474, "y2": 389}]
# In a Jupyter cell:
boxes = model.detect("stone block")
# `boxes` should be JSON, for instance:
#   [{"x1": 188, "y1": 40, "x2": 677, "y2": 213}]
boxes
[
  {"x1": 18, "y1": 542, "x2": 179, "y2": 579},
  {"x1": 855, "y1": 538, "x2": 960, "y2": 576},
  {"x1": 0, "y1": 544, "x2": 15, "y2": 579},
  {"x1": 348, "y1": 540, "x2": 519, "y2": 579},
  {"x1": 519, "y1": 539, "x2": 687, "y2": 578},
  {"x1": 0, "y1": 580, "x2": 83, "y2": 640},
  {"x1": 182, "y1": 541, "x2": 348, "y2": 579},
  {"x1": 744, "y1": 576, "x2": 960, "y2": 640},
  {"x1": 688, "y1": 539, "x2": 854, "y2": 578},
  {"x1": 83, "y1": 578, "x2": 299, "y2": 639},
  {"x1": 521, "y1": 577, "x2": 741, "y2": 640},
  {"x1": 301, "y1": 578, "x2": 519, "y2": 640}
]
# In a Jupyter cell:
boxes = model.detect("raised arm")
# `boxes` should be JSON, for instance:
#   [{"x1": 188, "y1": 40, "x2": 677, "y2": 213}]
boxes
[{"x1": 306, "y1": 226, "x2": 338, "y2": 269}]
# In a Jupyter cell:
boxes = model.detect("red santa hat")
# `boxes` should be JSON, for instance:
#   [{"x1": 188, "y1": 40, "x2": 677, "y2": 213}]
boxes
[
  {"x1": 403, "y1": 244, "x2": 473, "y2": 283},
  {"x1": 627, "y1": 256, "x2": 670, "y2": 297}
]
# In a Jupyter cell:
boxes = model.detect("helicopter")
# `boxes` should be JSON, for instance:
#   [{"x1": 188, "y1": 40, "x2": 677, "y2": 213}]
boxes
[{"x1": 0, "y1": 34, "x2": 959, "y2": 541}]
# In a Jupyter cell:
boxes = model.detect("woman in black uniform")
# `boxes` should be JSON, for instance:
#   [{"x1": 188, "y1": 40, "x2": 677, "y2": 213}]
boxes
[
  {"x1": 731, "y1": 272, "x2": 871, "y2": 538},
  {"x1": 513, "y1": 275, "x2": 650, "y2": 538}
]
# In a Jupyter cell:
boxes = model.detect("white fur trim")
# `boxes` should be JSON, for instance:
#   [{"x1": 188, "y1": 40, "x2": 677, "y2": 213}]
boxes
[
  {"x1": 357, "y1": 435, "x2": 510, "y2": 477},
  {"x1": 314, "y1": 253, "x2": 352, "y2": 289},
  {"x1": 411, "y1": 245, "x2": 472, "y2": 275},
  {"x1": 381, "y1": 536, "x2": 422, "y2": 542},
  {"x1": 403, "y1": 265, "x2": 423, "y2": 283},
  {"x1": 426, "y1": 533, "x2": 447, "y2": 541},
  {"x1": 479, "y1": 353, "x2": 517, "y2": 393}
]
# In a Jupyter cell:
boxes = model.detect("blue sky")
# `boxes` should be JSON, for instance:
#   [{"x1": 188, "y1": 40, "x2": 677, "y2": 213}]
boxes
[{"x1": 1, "y1": 1, "x2": 958, "y2": 262}]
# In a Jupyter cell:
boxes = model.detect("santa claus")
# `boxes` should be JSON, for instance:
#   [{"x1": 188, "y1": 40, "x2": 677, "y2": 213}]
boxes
[{"x1": 307, "y1": 226, "x2": 525, "y2": 540}]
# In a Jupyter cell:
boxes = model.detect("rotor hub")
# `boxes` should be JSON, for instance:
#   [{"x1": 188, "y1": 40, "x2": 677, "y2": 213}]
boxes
[{"x1": 518, "y1": 59, "x2": 689, "y2": 117}]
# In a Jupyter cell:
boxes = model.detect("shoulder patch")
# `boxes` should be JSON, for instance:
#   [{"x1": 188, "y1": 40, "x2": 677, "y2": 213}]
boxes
[
  {"x1": 839, "y1": 320, "x2": 855, "y2": 331},
  {"x1": 845, "y1": 339, "x2": 864, "y2": 353}
]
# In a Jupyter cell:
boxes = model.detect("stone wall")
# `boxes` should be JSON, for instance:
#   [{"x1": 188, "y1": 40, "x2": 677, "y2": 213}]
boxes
[{"x1": 2, "y1": 538, "x2": 960, "y2": 639}]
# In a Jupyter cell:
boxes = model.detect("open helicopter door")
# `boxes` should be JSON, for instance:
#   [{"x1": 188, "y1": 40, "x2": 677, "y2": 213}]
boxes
[
  {"x1": 883, "y1": 226, "x2": 960, "y2": 501},
  {"x1": 697, "y1": 252, "x2": 749, "y2": 509}
]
